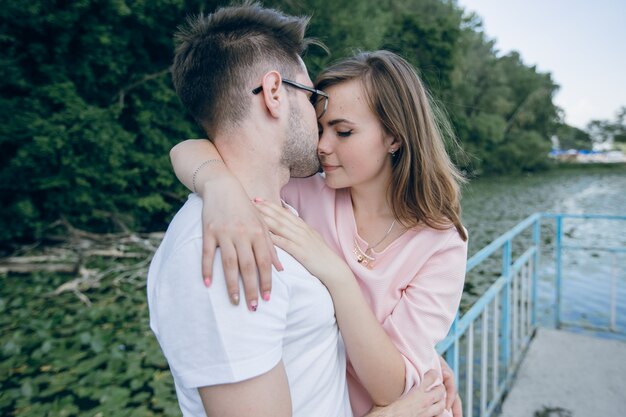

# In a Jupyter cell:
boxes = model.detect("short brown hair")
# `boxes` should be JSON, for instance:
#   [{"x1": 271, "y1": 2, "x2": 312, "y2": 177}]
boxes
[
  {"x1": 316, "y1": 51, "x2": 467, "y2": 241},
  {"x1": 172, "y1": 3, "x2": 311, "y2": 137}
]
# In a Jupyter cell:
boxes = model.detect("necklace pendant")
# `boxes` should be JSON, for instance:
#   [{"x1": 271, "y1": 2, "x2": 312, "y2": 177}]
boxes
[
  {"x1": 352, "y1": 219, "x2": 395, "y2": 269},
  {"x1": 353, "y1": 238, "x2": 376, "y2": 269},
  {"x1": 359, "y1": 257, "x2": 373, "y2": 268}
]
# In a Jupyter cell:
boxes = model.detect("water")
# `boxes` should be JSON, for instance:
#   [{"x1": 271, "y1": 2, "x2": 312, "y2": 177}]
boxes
[
  {"x1": 460, "y1": 165, "x2": 626, "y2": 314},
  {"x1": 462, "y1": 165, "x2": 626, "y2": 255}
]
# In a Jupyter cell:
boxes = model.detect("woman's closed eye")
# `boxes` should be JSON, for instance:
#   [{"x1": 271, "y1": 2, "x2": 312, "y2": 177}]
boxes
[{"x1": 337, "y1": 129, "x2": 353, "y2": 138}]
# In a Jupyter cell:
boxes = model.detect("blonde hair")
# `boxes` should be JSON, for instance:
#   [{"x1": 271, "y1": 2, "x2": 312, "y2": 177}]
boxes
[{"x1": 316, "y1": 50, "x2": 467, "y2": 241}]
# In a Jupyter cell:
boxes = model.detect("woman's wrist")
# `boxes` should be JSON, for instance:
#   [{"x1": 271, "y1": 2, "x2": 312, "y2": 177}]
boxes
[
  {"x1": 194, "y1": 162, "x2": 235, "y2": 197},
  {"x1": 192, "y1": 159, "x2": 224, "y2": 193}
]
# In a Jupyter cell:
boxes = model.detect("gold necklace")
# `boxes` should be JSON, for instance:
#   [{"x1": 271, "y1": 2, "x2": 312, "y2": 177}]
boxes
[{"x1": 353, "y1": 219, "x2": 396, "y2": 269}]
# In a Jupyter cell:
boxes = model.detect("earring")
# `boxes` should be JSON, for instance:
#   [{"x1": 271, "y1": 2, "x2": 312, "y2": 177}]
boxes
[{"x1": 390, "y1": 149, "x2": 397, "y2": 157}]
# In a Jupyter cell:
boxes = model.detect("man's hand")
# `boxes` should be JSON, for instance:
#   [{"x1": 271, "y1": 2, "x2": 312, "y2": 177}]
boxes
[
  {"x1": 439, "y1": 355, "x2": 463, "y2": 417},
  {"x1": 364, "y1": 370, "x2": 446, "y2": 417}
]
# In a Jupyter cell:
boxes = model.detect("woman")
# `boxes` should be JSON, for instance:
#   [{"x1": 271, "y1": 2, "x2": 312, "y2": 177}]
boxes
[{"x1": 171, "y1": 50, "x2": 467, "y2": 417}]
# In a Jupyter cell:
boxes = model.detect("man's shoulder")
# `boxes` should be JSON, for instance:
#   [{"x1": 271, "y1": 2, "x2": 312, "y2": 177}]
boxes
[
  {"x1": 147, "y1": 194, "x2": 204, "y2": 294},
  {"x1": 154, "y1": 194, "x2": 204, "y2": 259},
  {"x1": 165, "y1": 194, "x2": 204, "y2": 241}
]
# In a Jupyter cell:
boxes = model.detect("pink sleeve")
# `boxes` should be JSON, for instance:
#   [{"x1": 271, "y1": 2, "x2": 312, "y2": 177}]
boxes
[{"x1": 381, "y1": 230, "x2": 467, "y2": 393}]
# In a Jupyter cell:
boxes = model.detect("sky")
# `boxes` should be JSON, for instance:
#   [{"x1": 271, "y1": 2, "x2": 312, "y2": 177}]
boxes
[{"x1": 457, "y1": 0, "x2": 626, "y2": 129}]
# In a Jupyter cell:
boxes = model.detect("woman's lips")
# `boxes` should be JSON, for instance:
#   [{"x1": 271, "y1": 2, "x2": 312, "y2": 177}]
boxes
[{"x1": 322, "y1": 164, "x2": 340, "y2": 172}]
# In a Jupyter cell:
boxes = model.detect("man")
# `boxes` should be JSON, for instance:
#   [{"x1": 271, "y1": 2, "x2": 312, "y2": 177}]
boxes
[{"x1": 148, "y1": 3, "x2": 455, "y2": 416}]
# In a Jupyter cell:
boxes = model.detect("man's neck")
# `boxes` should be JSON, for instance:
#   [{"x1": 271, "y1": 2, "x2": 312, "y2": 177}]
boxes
[{"x1": 213, "y1": 129, "x2": 288, "y2": 205}]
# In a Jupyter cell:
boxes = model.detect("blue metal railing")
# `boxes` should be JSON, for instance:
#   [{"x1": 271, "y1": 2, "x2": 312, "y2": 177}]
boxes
[
  {"x1": 543, "y1": 213, "x2": 626, "y2": 333},
  {"x1": 436, "y1": 213, "x2": 626, "y2": 417}
]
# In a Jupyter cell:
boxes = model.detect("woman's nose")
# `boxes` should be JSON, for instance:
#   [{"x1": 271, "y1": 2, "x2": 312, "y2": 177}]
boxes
[{"x1": 317, "y1": 130, "x2": 332, "y2": 155}]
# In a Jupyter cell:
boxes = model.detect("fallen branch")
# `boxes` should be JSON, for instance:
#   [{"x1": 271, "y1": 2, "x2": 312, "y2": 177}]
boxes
[
  {"x1": 2, "y1": 255, "x2": 73, "y2": 264},
  {"x1": 86, "y1": 249, "x2": 144, "y2": 258},
  {"x1": 1, "y1": 218, "x2": 163, "y2": 305},
  {"x1": 0, "y1": 263, "x2": 76, "y2": 274}
]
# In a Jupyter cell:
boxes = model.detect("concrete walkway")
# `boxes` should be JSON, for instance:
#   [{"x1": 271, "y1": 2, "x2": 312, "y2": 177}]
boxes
[{"x1": 500, "y1": 328, "x2": 626, "y2": 417}]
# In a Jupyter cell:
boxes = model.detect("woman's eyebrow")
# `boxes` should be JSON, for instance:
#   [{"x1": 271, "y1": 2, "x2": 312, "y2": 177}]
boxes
[{"x1": 328, "y1": 118, "x2": 355, "y2": 126}]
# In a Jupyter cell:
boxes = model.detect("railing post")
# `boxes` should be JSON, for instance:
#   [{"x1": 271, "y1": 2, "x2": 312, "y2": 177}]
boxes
[
  {"x1": 532, "y1": 216, "x2": 540, "y2": 328},
  {"x1": 480, "y1": 309, "x2": 489, "y2": 415},
  {"x1": 501, "y1": 240, "x2": 512, "y2": 371},
  {"x1": 610, "y1": 254, "x2": 617, "y2": 332},
  {"x1": 555, "y1": 215, "x2": 563, "y2": 329},
  {"x1": 493, "y1": 294, "x2": 499, "y2": 397},
  {"x1": 466, "y1": 323, "x2": 474, "y2": 417}
]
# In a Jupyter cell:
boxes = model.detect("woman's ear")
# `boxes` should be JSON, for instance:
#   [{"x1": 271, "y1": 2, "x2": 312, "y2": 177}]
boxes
[
  {"x1": 260, "y1": 71, "x2": 283, "y2": 119},
  {"x1": 386, "y1": 134, "x2": 402, "y2": 154}
]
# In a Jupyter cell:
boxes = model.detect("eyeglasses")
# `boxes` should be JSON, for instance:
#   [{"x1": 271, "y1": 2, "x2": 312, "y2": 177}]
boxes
[{"x1": 252, "y1": 79, "x2": 329, "y2": 120}]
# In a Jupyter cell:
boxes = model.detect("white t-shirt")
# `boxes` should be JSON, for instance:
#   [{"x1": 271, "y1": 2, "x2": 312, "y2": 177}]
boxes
[{"x1": 147, "y1": 194, "x2": 352, "y2": 417}]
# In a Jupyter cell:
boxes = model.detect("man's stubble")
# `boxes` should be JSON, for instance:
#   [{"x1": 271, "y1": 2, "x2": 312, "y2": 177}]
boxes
[{"x1": 281, "y1": 100, "x2": 321, "y2": 178}]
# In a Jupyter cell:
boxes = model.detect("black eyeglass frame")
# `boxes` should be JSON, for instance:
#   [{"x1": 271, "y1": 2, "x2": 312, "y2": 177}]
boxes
[{"x1": 252, "y1": 79, "x2": 329, "y2": 119}]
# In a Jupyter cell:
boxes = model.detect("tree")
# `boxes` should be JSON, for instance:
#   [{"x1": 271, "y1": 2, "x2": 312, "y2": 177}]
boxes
[
  {"x1": 381, "y1": 0, "x2": 462, "y2": 97},
  {"x1": 446, "y1": 16, "x2": 510, "y2": 174},
  {"x1": 0, "y1": 0, "x2": 217, "y2": 244},
  {"x1": 554, "y1": 124, "x2": 593, "y2": 150},
  {"x1": 587, "y1": 106, "x2": 626, "y2": 147},
  {"x1": 445, "y1": 12, "x2": 560, "y2": 174}
]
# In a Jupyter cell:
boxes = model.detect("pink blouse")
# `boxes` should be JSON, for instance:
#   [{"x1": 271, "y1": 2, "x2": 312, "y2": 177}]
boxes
[{"x1": 282, "y1": 175, "x2": 467, "y2": 417}]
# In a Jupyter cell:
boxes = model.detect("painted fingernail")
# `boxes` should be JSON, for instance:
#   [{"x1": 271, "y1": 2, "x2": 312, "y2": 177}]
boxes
[
  {"x1": 262, "y1": 291, "x2": 271, "y2": 302},
  {"x1": 230, "y1": 293, "x2": 240, "y2": 305},
  {"x1": 203, "y1": 277, "x2": 212, "y2": 288},
  {"x1": 253, "y1": 197, "x2": 264, "y2": 203},
  {"x1": 277, "y1": 262, "x2": 284, "y2": 271},
  {"x1": 249, "y1": 300, "x2": 258, "y2": 312}
]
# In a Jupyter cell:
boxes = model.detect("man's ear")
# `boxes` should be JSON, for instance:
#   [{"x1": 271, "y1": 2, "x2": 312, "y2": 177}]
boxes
[{"x1": 260, "y1": 71, "x2": 284, "y2": 119}]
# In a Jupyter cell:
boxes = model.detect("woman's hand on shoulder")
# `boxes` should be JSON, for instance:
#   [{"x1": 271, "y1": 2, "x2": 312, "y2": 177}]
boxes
[
  {"x1": 253, "y1": 199, "x2": 352, "y2": 287},
  {"x1": 200, "y1": 177, "x2": 282, "y2": 311},
  {"x1": 169, "y1": 138, "x2": 282, "y2": 310}
]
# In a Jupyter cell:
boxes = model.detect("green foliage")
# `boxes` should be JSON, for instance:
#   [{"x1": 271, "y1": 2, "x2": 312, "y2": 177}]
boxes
[
  {"x1": 268, "y1": 0, "x2": 392, "y2": 77},
  {"x1": 485, "y1": 130, "x2": 552, "y2": 174},
  {"x1": 0, "y1": 0, "x2": 214, "y2": 244},
  {"x1": 0, "y1": 266, "x2": 178, "y2": 416},
  {"x1": 1, "y1": 0, "x2": 569, "y2": 244},
  {"x1": 381, "y1": 0, "x2": 462, "y2": 96},
  {"x1": 555, "y1": 124, "x2": 592, "y2": 150},
  {"x1": 445, "y1": 15, "x2": 561, "y2": 174},
  {"x1": 586, "y1": 106, "x2": 626, "y2": 146}
]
